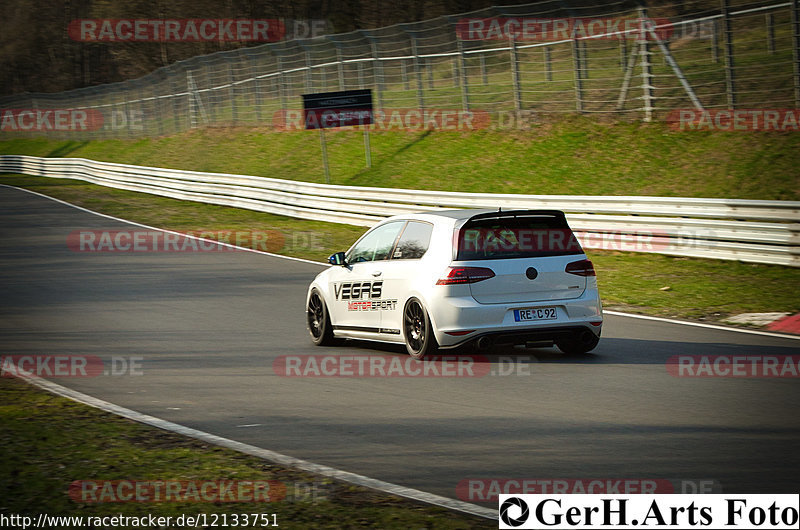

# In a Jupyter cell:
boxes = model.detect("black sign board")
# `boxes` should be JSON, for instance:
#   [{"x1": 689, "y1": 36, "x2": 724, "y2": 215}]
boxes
[{"x1": 302, "y1": 89, "x2": 373, "y2": 129}]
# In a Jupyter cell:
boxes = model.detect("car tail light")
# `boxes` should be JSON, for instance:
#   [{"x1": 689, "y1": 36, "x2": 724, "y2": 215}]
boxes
[
  {"x1": 565, "y1": 259, "x2": 596, "y2": 277},
  {"x1": 436, "y1": 266, "x2": 495, "y2": 285}
]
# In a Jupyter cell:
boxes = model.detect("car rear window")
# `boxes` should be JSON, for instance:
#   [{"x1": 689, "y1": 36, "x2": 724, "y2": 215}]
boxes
[{"x1": 456, "y1": 214, "x2": 583, "y2": 260}]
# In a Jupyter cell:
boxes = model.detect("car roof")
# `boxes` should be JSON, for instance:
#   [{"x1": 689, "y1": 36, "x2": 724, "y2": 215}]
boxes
[{"x1": 396, "y1": 208, "x2": 567, "y2": 223}]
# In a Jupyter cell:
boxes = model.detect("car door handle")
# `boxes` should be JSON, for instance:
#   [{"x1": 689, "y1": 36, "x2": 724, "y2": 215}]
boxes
[{"x1": 372, "y1": 271, "x2": 382, "y2": 277}]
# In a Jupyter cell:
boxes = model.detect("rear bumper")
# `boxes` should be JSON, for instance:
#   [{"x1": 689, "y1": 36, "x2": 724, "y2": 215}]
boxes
[{"x1": 429, "y1": 288, "x2": 603, "y2": 348}]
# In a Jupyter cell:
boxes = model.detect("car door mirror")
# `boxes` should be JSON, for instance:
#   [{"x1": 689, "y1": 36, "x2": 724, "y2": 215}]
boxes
[{"x1": 328, "y1": 252, "x2": 347, "y2": 266}]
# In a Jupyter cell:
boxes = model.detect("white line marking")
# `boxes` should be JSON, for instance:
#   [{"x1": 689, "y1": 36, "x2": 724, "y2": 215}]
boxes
[
  {"x1": 3, "y1": 184, "x2": 798, "y2": 344},
  {"x1": 14, "y1": 372, "x2": 496, "y2": 520},
  {"x1": 604, "y1": 310, "x2": 800, "y2": 340},
  {"x1": 236, "y1": 423, "x2": 263, "y2": 428}
]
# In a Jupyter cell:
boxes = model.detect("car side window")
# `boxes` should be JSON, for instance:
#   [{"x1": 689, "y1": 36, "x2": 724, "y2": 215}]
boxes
[
  {"x1": 346, "y1": 222, "x2": 405, "y2": 263},
  {"x1": 391, "y1": 221, "x2": 433, "y2": 260}
]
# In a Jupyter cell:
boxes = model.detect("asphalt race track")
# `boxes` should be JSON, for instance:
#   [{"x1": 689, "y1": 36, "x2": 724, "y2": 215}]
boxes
[{"x1": 2, "y1": 185, "x2": 799, "y2": 507}]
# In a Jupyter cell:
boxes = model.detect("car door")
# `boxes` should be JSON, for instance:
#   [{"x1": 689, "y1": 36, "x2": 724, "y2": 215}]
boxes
[
  {"x1": 377, "y1": 221, "x2": 435, "y2": 336},
  {"x1": 327, "y1": 221, "x2": 405, "y2": 334}
]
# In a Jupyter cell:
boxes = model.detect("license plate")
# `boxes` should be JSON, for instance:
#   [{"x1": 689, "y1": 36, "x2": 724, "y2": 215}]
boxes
[{"x1": 514, "y1": 307, "x2": 557, "y2": 322}]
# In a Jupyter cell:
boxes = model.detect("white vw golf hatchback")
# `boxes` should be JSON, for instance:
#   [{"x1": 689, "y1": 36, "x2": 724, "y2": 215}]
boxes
[{"x1": 306, "y1": 209, "x2": 602, "y2": 358}]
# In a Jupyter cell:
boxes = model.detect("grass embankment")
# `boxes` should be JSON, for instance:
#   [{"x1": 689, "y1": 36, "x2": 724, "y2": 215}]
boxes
[
  {"x1": 0, "y1": 377, "x2": 491, "y2": 529},
  {"x1": 1, "y1": 118, "x2": 798, "y2": 199}
]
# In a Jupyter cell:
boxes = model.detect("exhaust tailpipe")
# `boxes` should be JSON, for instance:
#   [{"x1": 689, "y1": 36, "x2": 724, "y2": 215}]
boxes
[
  {"x1": 579, "y1": 330, "x2": 595, "y2": 345},
  {"x1": 475, "y1": 336, "x2": 493, "y2": 350}
]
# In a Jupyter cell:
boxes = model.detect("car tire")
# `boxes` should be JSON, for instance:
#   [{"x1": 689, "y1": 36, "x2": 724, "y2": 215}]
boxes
[
  {"x1": 555, "y1": 331, "x2": 600, "y2": 355},
  {"x1": 403, "y1": 298, "x2": 438, "y2": 359},
  {"x1": 307, "y1": 288, "x2": 336, "y2": 346}
]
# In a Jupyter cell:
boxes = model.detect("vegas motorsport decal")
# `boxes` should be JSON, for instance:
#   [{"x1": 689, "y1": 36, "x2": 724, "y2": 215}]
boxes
[{"x1": 334, "y1": 280, "x2": 398, "y2": 311}]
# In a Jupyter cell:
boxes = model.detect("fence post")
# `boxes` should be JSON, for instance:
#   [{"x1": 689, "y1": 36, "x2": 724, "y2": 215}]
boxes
[
  {"x1": 480, "y1": 54, "x2": 488, "y2": 85},
  {"x1": 792, "y1": 0, "x2": 800, "y2": 108},
  {"x1": 721, "y1": 0, "x2": 737, "y2": 108},
  {"x1": 638, "y1": 9, "x2": 654, "y2": 122},
  {"x1": 544, "y1": 46, "x2": 552, "y2": 81},
  {"x1": 457, "y1": 36, "x2": 470, "y2": 111},
  {"x1": 572, "y1": 37, "x2": 584, "y2": 113},
  {"x1": 276, "y1": 55, "x2": 287, "y2": 113},
  {"x1": 358, "y1": 61, "x2": 365, "y2": 89},
  {"x1": 766, "y1": 13, "x2": 775, "y2": 54},
  {"x1": 304, "y1": 50, "x2": 314, "y2": 92},
  {"x1": 187, "y1": 72, "x2": 197, "y2": 129},
  {"x1": 249, "y1": 54, "x2": 263, "y2": 123},
  {"x1": 335, "y1": 44, "x2": 345, "y2": 90},
  {"x1": 580, "y1": 39, "x2": 589, "y2": 80},
  {"x1": 510, "y1": 34, "x2": 522, "y2": 112},
  {"x1": 428, "y1": 58, "x2": 434, "y2": 89},
  {"x1": 401, "y1": 60, "x2": 409, "y2": 90},
  {"x1": 367, "y1": 35, "x2": 385, "y2": 111},
  {"x1": 408, "y1": 30, "x2": 425, "y2": 110},
  {"x1": 227, "y1": 62, "x2": 237, "y2": 126},
  {"x1": 620, "y1": 39, "x2": 627, "y2": 69},
  {"x1": 711, "y1": 19, "x2": 720, "y2": 63},
  {"x1": 170, "y1": 69, "x2": 182, "y2": 133}
]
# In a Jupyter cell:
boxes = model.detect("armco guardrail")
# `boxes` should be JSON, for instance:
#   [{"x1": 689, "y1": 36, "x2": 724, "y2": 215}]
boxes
[{"x1": 1, "y1": 155, "x2": 798, "y2": 267}]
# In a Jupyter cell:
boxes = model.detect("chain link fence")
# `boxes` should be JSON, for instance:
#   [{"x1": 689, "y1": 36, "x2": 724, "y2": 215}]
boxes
[{"x1": 1, "y1": 0, "x2": 798, "y2": 138}]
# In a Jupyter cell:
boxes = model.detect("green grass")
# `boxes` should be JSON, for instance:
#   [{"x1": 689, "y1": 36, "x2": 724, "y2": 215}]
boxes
[
  {"x1": 1, "y1": 174, "x2": 798, "y2": 321},
  {"x1": 1, "y1": 117, "x2": 799, "y2": 200},
  {"x1": 0, "y1": 377, "x2": 492, "y2": 529}
]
